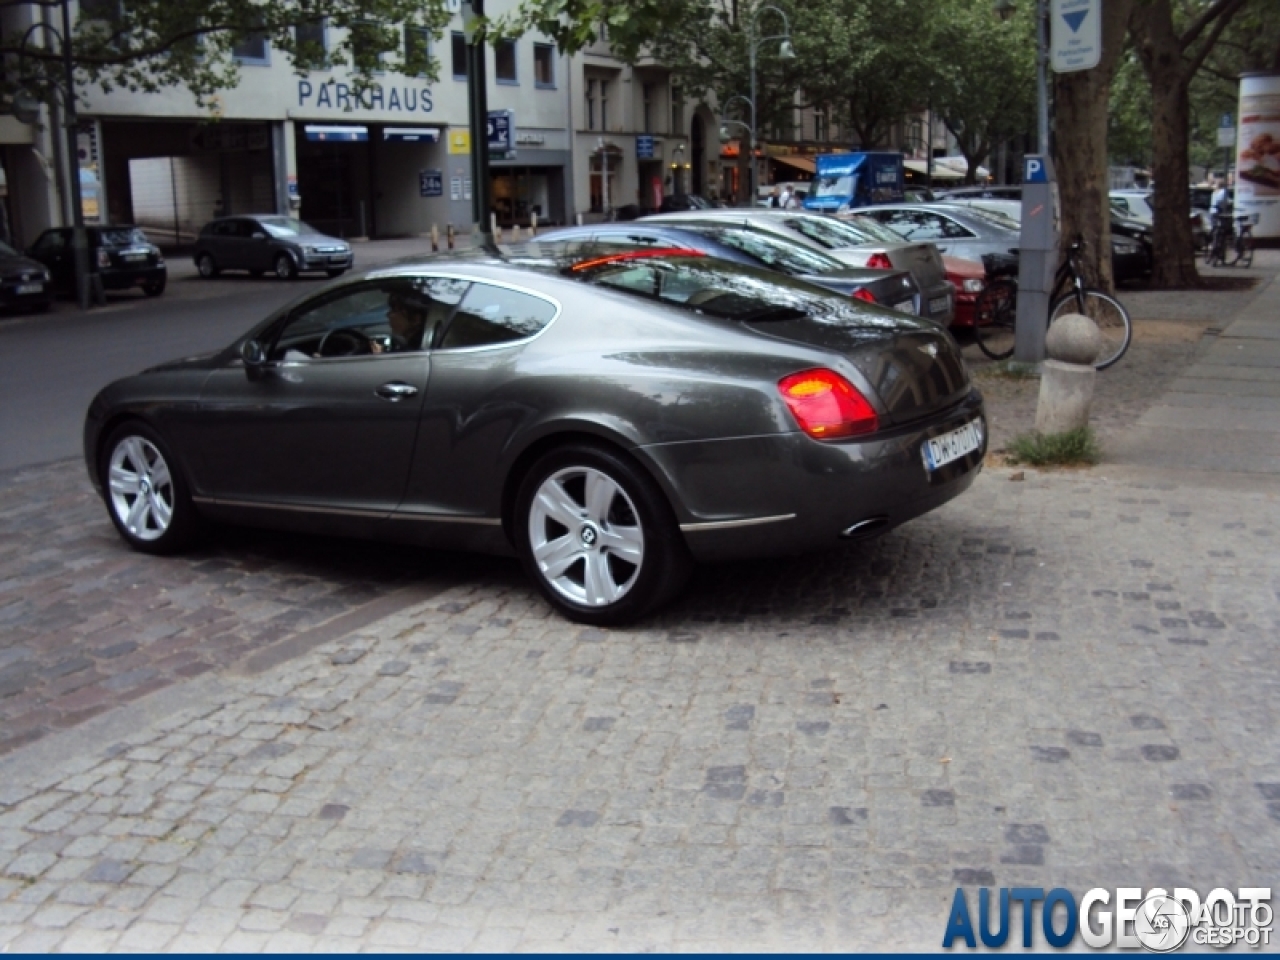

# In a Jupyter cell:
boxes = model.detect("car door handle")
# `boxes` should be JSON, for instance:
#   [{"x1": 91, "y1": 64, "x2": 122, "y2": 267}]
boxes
[{"x1": 375, "y1": 382, "x2": 419, "y2": 402}]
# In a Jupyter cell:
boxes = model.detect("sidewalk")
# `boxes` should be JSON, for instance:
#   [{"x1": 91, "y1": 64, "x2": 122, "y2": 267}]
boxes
[{"x1": 1109, "y1": 250, "x2": 1280, "y2": 475}]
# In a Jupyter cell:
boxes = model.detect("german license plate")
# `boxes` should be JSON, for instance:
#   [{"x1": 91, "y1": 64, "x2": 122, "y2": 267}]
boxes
[
  {"x1": 123, "y1": 253, "x2": 147, "y2": 261},
  {"x1": 894, "y1": 299, "x2": 916, "y2": 314},
  {"x1": 922, "y1": 419, "x2": 984, "y2": 471},
  {"x1": 16, "y1": 283, "x2": 43, "y2": 295},
  {"x1": 929, "y1": 295, "x2": 950, "y2": 314}
]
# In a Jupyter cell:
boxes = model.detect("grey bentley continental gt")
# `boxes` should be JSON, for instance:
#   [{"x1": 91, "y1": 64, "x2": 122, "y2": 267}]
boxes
[{"x1": 85, "y1": 245, "x2": 986, "y2": 624}]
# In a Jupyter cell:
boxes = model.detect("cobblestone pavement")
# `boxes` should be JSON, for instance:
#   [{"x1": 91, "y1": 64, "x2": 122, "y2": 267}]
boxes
[{"x1": 0, "y1": 257, "x2": 1276, "y2": 950}]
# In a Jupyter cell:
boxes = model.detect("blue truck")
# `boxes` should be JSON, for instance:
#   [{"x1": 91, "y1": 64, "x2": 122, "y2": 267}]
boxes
[{"x1": 803, "y1": 152, "x2": 905, "y2": 213}]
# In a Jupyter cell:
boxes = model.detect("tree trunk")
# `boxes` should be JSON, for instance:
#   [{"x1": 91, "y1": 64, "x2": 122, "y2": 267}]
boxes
[
  {"x1": 1145, "y1": 71, "x2": 1198, "y2": 285},
  {"x1": 1051, "y1": 0, "x2": 1135, "y2": 293}
]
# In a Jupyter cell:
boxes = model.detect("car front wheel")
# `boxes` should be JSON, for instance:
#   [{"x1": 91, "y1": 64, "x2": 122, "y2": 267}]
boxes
[
  {"x1": 100, "y1": 422, "x2": 199, "y2": 555},
  {"x1": 515, "y1": 444, "x2": 690, "y2": 625},
  {"x1": 275, "y1": 253, "x2": 298, "y2": 280}
]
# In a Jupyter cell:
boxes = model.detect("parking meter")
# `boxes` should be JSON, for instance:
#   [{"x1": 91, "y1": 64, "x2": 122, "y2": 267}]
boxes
[{"x1": 1016, "y1": 155, "x2": 1060, "y2": 364}]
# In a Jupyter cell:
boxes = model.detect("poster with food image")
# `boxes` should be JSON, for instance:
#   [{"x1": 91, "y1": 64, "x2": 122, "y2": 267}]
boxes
[{"x1": 1236, "y1": 74, "x2": 1280, "y2": 238}]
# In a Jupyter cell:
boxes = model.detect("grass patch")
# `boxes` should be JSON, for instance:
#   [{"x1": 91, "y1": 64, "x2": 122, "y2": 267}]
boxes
[{"x1": 1006, "y1": 427, "x2": 1101, "y2": 467}]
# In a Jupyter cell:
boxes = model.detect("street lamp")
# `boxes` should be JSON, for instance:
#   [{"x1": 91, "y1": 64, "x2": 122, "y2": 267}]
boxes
[
  {"x1": 13, "y1": 2, "x2": 92, "y2": 309},
  {"x1": 994, "y1": 0, "x2": 1049, "y2": 156},
  {"x1": 737, "y1": 4, "x2": 795, "y2": 206}
]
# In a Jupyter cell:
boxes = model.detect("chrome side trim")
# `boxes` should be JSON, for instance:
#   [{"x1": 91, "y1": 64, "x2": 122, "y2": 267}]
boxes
[
  {"x1": 191, "y1": 495, "x2": 501, "y2": 526},
  {"x1": 191, "y1": 496, "x2": 387, "y2": 519},
  {"x1": 679, "y1": 513, "x2": 796, "y2": 532}
]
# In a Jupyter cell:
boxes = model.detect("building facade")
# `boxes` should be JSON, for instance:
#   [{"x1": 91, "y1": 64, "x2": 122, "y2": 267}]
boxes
[{"x1": 0, "y1": 0, "x2": 717, "y2": 248}]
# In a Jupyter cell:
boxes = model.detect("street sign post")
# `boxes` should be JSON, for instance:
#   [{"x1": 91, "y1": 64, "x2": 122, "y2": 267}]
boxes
[
  {"x1": 1217, "y1": 113, "x2": 1236, "y2": 148},
  {"x1": 1050, "y1": 0, "x2": 1100, "y2": 73}
]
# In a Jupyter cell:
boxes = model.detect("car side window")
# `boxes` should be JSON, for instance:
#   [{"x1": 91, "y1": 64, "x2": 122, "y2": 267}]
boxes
[
  {"x1": 34, "y1": 231, "x2": 67, "y2": 253},
  {"x1": 929, "y1": 213, "x2": 977, "y2": 238},
  {"x1": 438, "y1": 282, "x2": 557, "y2": 350},
  {"x1": 239, "y1": 220, "x2": 262, "y2": 239}
]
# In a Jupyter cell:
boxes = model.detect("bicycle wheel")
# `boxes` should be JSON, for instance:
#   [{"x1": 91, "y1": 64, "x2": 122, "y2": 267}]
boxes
[
  {"x1": 1205, "y1": 231, "x2": 1226, "y2": 267},
  {"x1": 1049, "y1": 288, "x2": 1132, "y2": 371},
  {"x1": 1237, "y1": 232, "x2": 1253, "y2": 268},
  {"x1": 973, "y1": 278, "x2": 1017, "y2": 361}
]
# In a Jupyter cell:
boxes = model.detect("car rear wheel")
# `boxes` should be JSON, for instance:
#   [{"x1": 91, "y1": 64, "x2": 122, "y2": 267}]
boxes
[
  {"x1": 100, "y1": 422, "x2": 199, "y2": 555},
  {"x1": 142, "y1": 277, "x2": 166, "y2": 297},
  {"x1": 196, "y1": 253, "x2": 219, "y2": 278},
  {"x1": 515, "y1": 444, "x2": 690, "y2": 625},
  {"x1": 275, "y1": 253, "x2": 298, "y2": 280}
]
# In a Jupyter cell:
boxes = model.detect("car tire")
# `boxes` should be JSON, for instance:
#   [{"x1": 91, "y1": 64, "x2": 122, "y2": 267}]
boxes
[
  {"x1": 514, "y1": 443, "x2": 691, "y2": 625},
  {"x1": 274, "y1": 253, "x2": 298, "y2": 281},
  {"x1": 142, "y1": 277, "x2": 166, "y2": 297},
  {"x1": 326, "y1": 268, "x2": 347, "y2": 279},
  {"x1": 99, "y1": 421, "x2": 200, "y2": 555},
  {"x1": 196, "y1": 253, "x2": 219, "y2": 278}
]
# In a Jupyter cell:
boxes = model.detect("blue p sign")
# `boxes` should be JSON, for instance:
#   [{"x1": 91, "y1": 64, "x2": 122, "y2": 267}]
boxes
[{"x1": 1024, "y1": 157, "x2": 1048, "y2": 184}]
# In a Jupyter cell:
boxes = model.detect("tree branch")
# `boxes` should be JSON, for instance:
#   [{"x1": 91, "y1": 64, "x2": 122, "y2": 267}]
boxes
[
  {"x1": 1178, "y1": 0, "x2": 1244, "y2": 52},
  {"x1": 1184, "y1": 0, "x2": 1248, "y2": 76}
]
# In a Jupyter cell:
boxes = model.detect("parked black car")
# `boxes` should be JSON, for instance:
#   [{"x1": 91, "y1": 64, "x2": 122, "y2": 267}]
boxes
[
  {"x1": 193, "y1": 215, "x2": 354, "y2": 281},
  {"x1": 0, "y1": 240, "x2": 53, "y2": 313},
  {"x1": 26, "y1": 225, "x2": 166, "y2": 298}
]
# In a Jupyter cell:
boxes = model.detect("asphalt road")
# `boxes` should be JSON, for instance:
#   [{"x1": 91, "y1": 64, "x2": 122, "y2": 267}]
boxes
[{"x1": 0, "y1": 238, "x2": 436, "y2": 473}]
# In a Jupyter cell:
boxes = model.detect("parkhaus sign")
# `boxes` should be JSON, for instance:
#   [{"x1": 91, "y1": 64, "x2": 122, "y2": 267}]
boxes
[{"x1": 297, "y1": 78, "x2": 434, "y2": 114}]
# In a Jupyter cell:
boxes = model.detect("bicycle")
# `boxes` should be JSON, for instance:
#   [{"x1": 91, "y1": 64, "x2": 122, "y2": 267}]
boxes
[
  {"x1": 1205, "y1": 212, "x2": 1254, "y2": 268},
  {"x1": 972, "y1": 236, "x2": 1132, "y2": 371}
]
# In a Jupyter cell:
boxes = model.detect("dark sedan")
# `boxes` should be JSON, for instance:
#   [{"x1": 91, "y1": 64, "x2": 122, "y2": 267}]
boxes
[
  {"x1": 26, "y1": 225, "x2": 166, "y2": 298},
  {"x1": 193, "y1": 215, "x2": 354, "y2": 281},
  {"x1": 537, "y1": 222, "x2": 923, "y2": 316},
  {"x1": 0, "y1": 240, "x2": 53, "y2": 313},
  {"x1": 84, "y1": 248, "x2": 985, "y2": 624}
]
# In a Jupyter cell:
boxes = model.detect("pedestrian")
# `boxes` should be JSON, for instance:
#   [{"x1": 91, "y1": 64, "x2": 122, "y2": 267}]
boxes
[
  {"x1": 778, "y1": 184, "x2": 796, "y2": 209},
  {"x1": 767, "y1": 185, "x2": 781, "y2": 208},
  {"x1": 1210, "y1": 177, "x2": 1231, "y2": 218}
]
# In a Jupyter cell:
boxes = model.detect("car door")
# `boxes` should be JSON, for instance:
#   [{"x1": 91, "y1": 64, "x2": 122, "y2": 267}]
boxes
[
  {"x1": 400, "y1": 279, "x2": 560, "y2": 520},
  {"x1": 241, "y1": 218, "x2": 275, "y2": 272},
  {"x1": 192, "y1": 277, "x2": 434, "y2": 518},
  {"x1": 28, "y1": 230, "x2": 71, "y2": 291}
]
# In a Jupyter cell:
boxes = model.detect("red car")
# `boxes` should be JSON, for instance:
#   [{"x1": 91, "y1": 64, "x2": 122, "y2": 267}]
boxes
[{"x1": 944, "y1": 256, "x2": 986, "y2": 328}]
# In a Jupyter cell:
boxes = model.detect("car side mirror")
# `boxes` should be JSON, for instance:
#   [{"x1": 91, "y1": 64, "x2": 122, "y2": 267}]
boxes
[{"x1": 241, "y1": 339, "x2": 266, "y2": 368}]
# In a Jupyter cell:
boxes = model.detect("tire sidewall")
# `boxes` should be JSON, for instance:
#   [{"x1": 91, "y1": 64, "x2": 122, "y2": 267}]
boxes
[
  {"x1": 99, "y1": 421, "x2": 197, "y2": 555},
  {"x1": 514, "y1": 444, "x2": 687, "y2": 625},
  {"x1": 275, "y1": 254, "x2": 297, "y2": 280},
  {"x1": 197, "y1": 253, "x2": 217, "y2": 278}
]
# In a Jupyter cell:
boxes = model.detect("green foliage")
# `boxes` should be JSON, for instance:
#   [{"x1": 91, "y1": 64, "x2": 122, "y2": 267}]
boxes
[
  {"x1": 2, "y1": 0, "x2": 453, "y2": 108},
  {"x1": 1108, "y1": 52, "x2": 1153, "y2": 168},
  {"x1": 1007, "y1": 427, "x2": 1101, "y2": 467}
]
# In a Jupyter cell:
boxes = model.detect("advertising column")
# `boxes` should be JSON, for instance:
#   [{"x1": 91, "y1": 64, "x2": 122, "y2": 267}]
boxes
[{"x1": 1236, "y1": 71, "x2": 1280, "y2": 241}]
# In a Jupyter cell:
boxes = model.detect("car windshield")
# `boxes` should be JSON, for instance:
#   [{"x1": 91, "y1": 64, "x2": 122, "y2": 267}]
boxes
[
  {"x1": 785, "y1": 215, "x2": 901, "y2": 248},
  {"x1": 258, "y1": 217, "x2": 322, "y2": 238},
  {"x1": 98, "y1": 228, "x2": 149, "y2": 246},
  {"x1": 812, "y1": 174, "x2": 855, "y2": 199},
  {"x1": 0, "y1": 240, "x2": 18, "y2": 257},
  {"x1": 952, "y1": 206, "x2": 1019, "y2": 232},
  {"x1": 686, "y1": 225, "x2": 843, "y2": 274},
  {"x1": 576, "y1": 255, "x2": 907, "y2": 331}
]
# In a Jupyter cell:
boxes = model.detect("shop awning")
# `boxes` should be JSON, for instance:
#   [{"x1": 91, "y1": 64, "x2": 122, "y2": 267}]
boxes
[
  {"x1": 383, "y1": 127, "x2": 442, "y2": 143},
  {"x1": 304, "y1": 124, "x2": 368, "y2": 142},
  {"x1": 771, "y1": 155, "x2": 816, "y2": 174}
]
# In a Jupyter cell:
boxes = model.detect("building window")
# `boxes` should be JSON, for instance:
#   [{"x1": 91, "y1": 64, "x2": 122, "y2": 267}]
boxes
[
  {"x1": 294, "y1": 19, "x2": 327, "y2": 70},
  {"x1": 231, "y1": 17, "x2": 269, "y2": 65},
  {"x1": 815, "y1": 109, "x2": 828, "y2": 143},
  {"x1": 600, "y1": 79, "x2": 609, "y2": 130},
  {"x1": 495, "y1": 39, "x2": 517, "y2": 84},
  {"x1": 586, "y1": 78, "x2": 597, "y2": 131},
  {"x1": 534, "y1": 43, "x2": 555, "y2": 88},
  {"x1": 451, "y1": 31, "x2": 467, "y2": 79},
  {"x1": 404, "y1": 25, "x2": 430, "y2": 76},
  {"x1": 642, "y1": 83, "x2": 653, "y2": 134},
  {"x1": 670, "y1": 85, "x2": 683, "y2": 136}
]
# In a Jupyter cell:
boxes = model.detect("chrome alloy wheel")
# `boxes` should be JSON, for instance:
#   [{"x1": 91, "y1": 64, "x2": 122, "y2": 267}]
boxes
[
  {"x1": 527, "y1": 466, "x2": 645, "y2": 607},
  {"x1": 107, "y1": 436, "x2": 175, "y2": 541}
]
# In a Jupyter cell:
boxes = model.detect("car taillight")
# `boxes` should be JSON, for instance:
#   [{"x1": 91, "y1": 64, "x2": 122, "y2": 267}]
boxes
[
  {"x1": 851, "y1": 287, "x2": 878, "y2": 304},
  {"x1": 777, "y1": 368, "x2": 878, "y2": 440},
  {"x1": 866, "y1": 252, "x2": 893, "y2": 270},
  {"x1": 97, "y1": 249, "x2": 110, "y2": 268}
]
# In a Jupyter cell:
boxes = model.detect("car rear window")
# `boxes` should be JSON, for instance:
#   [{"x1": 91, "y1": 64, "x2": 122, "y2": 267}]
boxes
[
  {"x1": 686, "y1": 225, "x2": 843, "y2": 275},
  {"x1": 98, "y1": 228, "x2": 149, "y2": 246}
]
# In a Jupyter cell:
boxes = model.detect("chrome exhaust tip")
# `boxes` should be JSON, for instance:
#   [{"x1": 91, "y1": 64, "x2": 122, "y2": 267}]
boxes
[{"x1": 841, "y1": 516, "x2": 889, "y2": 540}]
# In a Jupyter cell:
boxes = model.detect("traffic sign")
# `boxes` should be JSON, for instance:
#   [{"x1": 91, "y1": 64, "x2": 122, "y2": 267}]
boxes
[
  {"x1": 1050, "y1": 0, "x2": 1100, "y2": 73},
  {"x1": 1218, "y1": 113, "x2": 1236, "y2": 148}
]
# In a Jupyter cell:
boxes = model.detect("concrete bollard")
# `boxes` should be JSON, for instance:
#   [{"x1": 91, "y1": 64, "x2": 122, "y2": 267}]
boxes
[
  {"x1": 530, "y1": 211, "x2": 538, "y2": 237},
  {"x1": 575, "y1": 212, "x2": 584, "y2": 226},
  {"x1": 1035, "y1": 313, "x2": 1102, "y2": 434},
  {"x1": 431, "y1": 224, "x2": 439, "y2": 253},
  {"x1": 446, "y1": 223, "x2": 455, "y2": 250}
]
